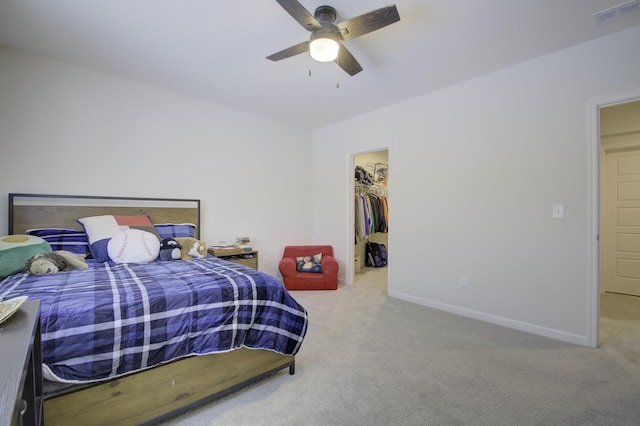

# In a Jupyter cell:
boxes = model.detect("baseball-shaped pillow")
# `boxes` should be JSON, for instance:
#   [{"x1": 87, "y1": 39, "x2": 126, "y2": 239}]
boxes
[{"x1": 107, "y1": 229, "x2": 160, "y2": 264}]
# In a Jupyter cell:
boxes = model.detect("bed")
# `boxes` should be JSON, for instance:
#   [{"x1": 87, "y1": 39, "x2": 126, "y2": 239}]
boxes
[{"x1": 1, "y1": 193, "x2": 308, "y2": 425}]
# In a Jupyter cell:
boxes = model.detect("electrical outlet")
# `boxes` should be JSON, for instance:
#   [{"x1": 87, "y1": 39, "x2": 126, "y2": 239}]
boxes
[
  {"x1": 552, "y1": 204, "x2": 564, "y2": 219},
  {"x1": 263, "y1": 256, "x2": 270, "y2": 266},
  {"x1": 459, "y1": 275, "x2": 469, "y2": 288}
]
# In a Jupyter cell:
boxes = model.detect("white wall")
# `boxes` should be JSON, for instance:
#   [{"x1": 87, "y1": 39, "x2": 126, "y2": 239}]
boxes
[
  {"x1": 0, "y1": 47, "x2": 313, "y2": 277},
  {"x1": 312, "y1": 25, "x2": 640, "y2": 346}
]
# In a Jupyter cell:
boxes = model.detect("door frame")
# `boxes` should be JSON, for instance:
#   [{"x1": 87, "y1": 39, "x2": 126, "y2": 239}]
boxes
[{"x1": 588, "y1": 88, "x2": 640, "y2": 347}]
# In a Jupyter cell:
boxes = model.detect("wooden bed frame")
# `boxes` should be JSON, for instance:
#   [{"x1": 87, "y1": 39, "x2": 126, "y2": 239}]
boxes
[{"x1": 8, "y1": 193, "x2": 295, "y2": 426}]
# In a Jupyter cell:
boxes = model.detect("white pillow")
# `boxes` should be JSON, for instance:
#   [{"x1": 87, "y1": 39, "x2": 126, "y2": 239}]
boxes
[{"x1": 107, "y1": 229, "x2": 160, "y2": 264}]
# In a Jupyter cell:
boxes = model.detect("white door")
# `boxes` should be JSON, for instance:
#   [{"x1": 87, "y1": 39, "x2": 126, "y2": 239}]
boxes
[{"x1": 603, "y1": 148, "x2": 640, "y2": 295}]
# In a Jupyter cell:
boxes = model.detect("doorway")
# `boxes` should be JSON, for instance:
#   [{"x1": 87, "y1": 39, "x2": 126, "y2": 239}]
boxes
[
  {"x1": 597, "y1": 96, "x2": 640, "y2": 348},
  {"x1": 352, "y1": 149, "x2": 389, "y2": 289}
]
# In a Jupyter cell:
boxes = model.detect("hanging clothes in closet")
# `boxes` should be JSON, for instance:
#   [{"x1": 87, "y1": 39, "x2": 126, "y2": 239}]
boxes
[{"x1": 355, "y1": 192, "x2": 388, "y2": 241}]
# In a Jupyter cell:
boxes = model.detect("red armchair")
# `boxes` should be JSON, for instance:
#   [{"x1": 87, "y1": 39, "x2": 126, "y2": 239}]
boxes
[{"x1": 279, "y1": 245, "x2": 338, "y2": 290}]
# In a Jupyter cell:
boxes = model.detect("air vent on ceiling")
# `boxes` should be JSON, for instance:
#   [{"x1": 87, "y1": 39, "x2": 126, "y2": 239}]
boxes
[{"x1": 593, "y1": 0, "x2": 640, "y2": 26}]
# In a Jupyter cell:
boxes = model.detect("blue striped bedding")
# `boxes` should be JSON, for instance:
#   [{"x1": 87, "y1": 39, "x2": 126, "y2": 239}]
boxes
[{"x1": 0, "y1": 256, "x2": 308, "y2": 384}]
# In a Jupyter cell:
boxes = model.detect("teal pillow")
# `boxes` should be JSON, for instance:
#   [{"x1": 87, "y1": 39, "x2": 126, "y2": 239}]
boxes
[{"x1": 0, "y1": 235, "x2": 51, "y2": 278}]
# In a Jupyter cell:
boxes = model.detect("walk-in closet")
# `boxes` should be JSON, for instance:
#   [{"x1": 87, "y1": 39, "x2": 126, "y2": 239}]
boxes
[{"x1": 354, "y1": 149, "x2": 388, "y2": 287}]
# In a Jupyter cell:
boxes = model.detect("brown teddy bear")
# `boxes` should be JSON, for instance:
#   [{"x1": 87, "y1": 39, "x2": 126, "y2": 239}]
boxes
[
  {"x1": 174, "y1": 237, "x2": 207, "y2": 260},
  {"x1": 25, "y1": 250, "x2": 88, "y2": 275}
]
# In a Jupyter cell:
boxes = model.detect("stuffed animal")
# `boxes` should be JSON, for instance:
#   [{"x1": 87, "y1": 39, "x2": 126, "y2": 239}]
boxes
[
  {"x1": 174, "y1": 237, "x2": 207, "y2": 260},
  {"x1": 25, "y1": 250, "x2": 88, "y2": 275},
  {"x1": 159, "y1": 238, "x2": 182, "y2": 261}
]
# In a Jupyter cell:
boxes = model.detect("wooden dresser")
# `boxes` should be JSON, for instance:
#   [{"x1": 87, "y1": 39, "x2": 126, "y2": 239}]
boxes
[{"x1": 0, "y1": 300, "x2": 43, "y2": 426}]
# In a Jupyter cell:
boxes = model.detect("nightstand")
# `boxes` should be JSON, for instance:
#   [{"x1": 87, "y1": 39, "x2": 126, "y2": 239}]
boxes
[
  {"x1": 209, "y1": 248, "x2": 259, "y2": 270},
  {"x1": 0, "y1": 300, "x2": 43, "y2": 426}
]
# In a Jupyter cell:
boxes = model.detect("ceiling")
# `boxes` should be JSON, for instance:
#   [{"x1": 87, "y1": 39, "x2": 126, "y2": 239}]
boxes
[{"x1": 1, "y1": 0, "x2": 639, "y2": 130}]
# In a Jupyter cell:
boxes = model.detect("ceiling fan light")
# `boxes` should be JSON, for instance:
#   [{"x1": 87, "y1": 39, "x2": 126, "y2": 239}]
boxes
[{"x1": 310, "y1": 32, "x2": 339, "y2": 62}]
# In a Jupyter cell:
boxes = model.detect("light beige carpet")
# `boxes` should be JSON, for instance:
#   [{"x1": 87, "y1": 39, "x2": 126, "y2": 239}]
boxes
[{"x1": 160, "y1": 267, "x2": 640, "y2": 425}]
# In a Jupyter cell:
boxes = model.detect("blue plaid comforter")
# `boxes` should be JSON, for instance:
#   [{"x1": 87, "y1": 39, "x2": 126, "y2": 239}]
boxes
[{"x1": 0, "y1": 256, "x2": 308, "y2": 383}]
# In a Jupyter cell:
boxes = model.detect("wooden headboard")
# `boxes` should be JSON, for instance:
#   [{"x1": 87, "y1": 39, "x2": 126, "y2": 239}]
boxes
[{"x1": 8, "y1": 193, "x2": 201, "y2": 238}]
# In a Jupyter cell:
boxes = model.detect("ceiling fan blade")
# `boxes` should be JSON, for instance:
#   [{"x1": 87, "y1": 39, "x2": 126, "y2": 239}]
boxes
[
  {"x1": 336, "y1": 5, "x2": 400, "y2": 41},
  {"x1": 266, "y1": 41, "x2": 310, "y2": 61},
  {"x1": 335, "y1": 44, "x2": 363, "y2": 76},
  {"x1": 275, "y1": 0, "x2": 322, "y2": 31}
]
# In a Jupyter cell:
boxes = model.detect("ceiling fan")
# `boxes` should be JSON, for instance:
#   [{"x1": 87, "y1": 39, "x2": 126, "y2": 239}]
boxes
[{"x1": 266, "y1": 1, "x2": 400, "y2": 76}]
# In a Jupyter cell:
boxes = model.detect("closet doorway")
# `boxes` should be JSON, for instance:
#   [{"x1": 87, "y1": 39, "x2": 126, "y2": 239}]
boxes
[{"x1": 352, "y1": 149, "x2": 389, "y2": 290}]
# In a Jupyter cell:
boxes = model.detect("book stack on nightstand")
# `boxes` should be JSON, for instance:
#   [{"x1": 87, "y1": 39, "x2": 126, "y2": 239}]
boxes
[{"x1": 235, "y1": 237, "x2": 251, "y2": 252}]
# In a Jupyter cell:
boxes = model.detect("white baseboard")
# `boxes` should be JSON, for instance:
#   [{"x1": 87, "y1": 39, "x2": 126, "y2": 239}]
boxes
[{"x1": 389, "y1": 290, "x2": 590, "y2": 347}]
